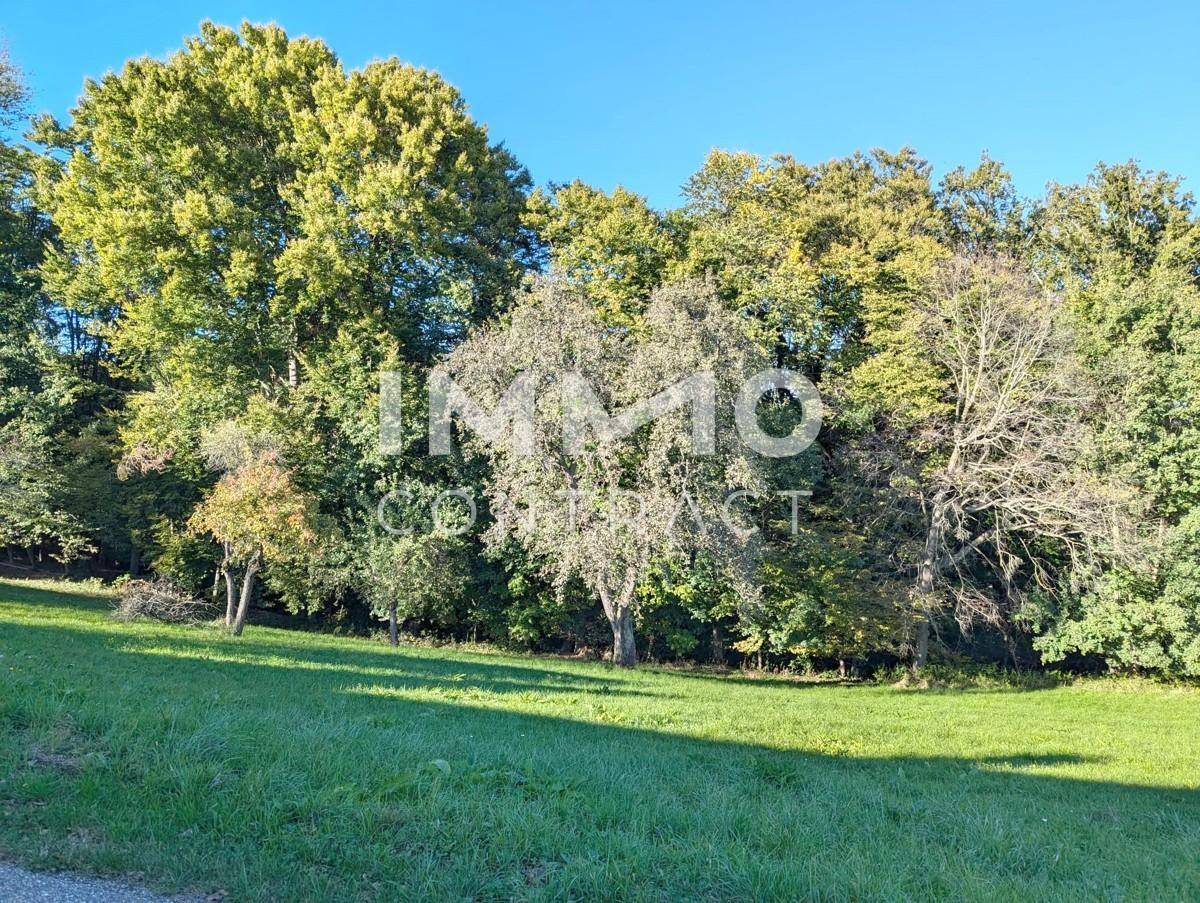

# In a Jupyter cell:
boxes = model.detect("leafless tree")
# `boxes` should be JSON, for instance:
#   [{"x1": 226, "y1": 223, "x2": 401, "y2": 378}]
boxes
[{"x1": 855, "y1": 254, "x2": 1140, "y2": 667}]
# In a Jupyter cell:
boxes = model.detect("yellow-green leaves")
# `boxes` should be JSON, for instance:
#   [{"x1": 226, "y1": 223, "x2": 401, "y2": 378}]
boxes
[
  {"x1": 526, "y1": 181, "x2": 680, "y2": 327},
  {"x1": 40, "y1": 21, "x2": 533, "y2": 467}
]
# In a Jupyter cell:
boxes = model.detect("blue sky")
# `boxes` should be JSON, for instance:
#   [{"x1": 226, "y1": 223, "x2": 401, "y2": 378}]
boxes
[{"x1": 4, "y1": 0, "x2": 1198, "y2": 209}]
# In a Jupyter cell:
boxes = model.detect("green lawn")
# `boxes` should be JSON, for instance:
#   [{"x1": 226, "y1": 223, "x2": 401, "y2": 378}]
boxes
[{"x1": 1, "y1": 578, "x2": 1197, "y2": 901}]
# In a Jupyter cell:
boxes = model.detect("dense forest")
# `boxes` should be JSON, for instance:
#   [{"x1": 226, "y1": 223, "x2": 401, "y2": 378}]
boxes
[{"x1": 2, "y1": 22, "x2": 1198, "y2": 675}]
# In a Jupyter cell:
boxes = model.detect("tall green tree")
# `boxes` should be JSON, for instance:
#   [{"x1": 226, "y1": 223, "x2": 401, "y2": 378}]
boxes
[
  {"x1": 35, "y1": 22, "x2": 536, "y2": 599},
  {"x1": 683, "y1": 148, "x2": 949, "y2": 663},
  {"x1": 38, "y1": 21, "x2": 534, "y2": 426},
  {"x1": 937, "y1": 154, "x2": 1028, "y2": 253},
  {"x1": 0, "y1": 49, "x2": 96, "y2": 566},
  {"x1": 525, "y1": 181, "x2": 680, "y2": 326},
  {"x1": 1024, "y1": 163, "x2": 1200, "y2": 674},
  {"x1": 683, "y1": 148, "x2": 944, "y2": 390}
]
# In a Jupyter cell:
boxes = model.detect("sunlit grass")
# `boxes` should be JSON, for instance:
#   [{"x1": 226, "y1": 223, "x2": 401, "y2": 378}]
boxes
[{"x1": 1, "y1": 576, "x2": 1197, "y2": 900}]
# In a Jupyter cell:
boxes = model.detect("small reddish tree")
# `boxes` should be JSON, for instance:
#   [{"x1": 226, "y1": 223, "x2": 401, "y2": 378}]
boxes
[{"x1": 189, "y1": 454, "x2": 318, "y2": 635}]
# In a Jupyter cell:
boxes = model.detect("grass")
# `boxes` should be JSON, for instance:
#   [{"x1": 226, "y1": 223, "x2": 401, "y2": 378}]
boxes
[{"x1": 1, "y1": 577, "x2": 1198, "y2": 901}]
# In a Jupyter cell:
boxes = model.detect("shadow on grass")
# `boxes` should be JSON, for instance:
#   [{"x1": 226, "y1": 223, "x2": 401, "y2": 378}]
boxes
[
  {"x1": 3, "y1": 581, "x2": 1200, "y2": 898},
  {"x1": 1, "y1": 580, "x2": 1070, "y2": 696},
  {"x1": 5, "y1": 619, "x2": 674, "y2": 701},
  {"x1": 1, "y1": 580, "x2": 660, "y2": 695},
  {"x1": 650, "y1": 660, "x2": 1071, "y2": 694},
  {"x1": 2, "y1": 580, "x2": 1063, "y2": 700},
  {"x1": 0, "y1": 578, "x2": 113, "y2": 608}
]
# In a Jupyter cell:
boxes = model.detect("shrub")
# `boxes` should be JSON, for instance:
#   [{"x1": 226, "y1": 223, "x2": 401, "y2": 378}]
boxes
[{"x1": 113, "y1": 578, "x2": 216, "y2": 624}]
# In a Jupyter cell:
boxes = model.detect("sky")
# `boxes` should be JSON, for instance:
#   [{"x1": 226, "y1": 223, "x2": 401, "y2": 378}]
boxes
[{"x1": 3, "y1": 0, "x2": 1198, "y2": 210}]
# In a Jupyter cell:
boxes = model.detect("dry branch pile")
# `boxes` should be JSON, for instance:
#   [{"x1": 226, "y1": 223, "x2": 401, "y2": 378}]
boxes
[{"x1": 113, "y1": 578, "x2": 216, "y2": 624}]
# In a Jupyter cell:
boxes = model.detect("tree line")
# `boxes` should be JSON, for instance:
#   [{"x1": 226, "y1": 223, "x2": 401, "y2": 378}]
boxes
[{"x1": 2, "y1": 22, "x2": 1198, "y2": 674}]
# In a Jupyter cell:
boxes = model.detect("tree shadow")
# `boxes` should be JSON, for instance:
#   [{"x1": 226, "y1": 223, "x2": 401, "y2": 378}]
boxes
[
  {"x1": 0, "y1": 580, "x2": 666, "y2": 696},
  {"x1": 3, "y1": 587, "x2": 1199, "y2": 898},
  {"x1": 5, "y1": 618, "x2": 673, "y2": 701},
  {"x1": 0, "y1": 580, "x2": 1062, "y2": 696},
  {"x1": 654, "y1": 662, "x2": 1071, "y2": 695}
]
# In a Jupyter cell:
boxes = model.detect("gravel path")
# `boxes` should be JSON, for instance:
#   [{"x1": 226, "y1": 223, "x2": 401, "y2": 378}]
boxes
[{"x1": 0, "y1": 862, "x2": 170, "y2": 902}]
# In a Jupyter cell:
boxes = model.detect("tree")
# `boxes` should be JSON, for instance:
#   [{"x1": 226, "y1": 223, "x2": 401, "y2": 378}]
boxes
[
  {"x1": 35, "y1": 22, "x2": 535, "y2": 595},
  {"x1": 1022, "y1": 164, "x2": 1200, "y2": 674},
  {"x1": 745, "y1": 518, "x2": 904, "y2": 673},
  {"x1": 38, "y1": 22, "x2": 534, "y2": 390},
  {"x1": 0, "y1": 49, "x2": 96, "y2": 567},
  {"x1": 351, "y1": 525, "x2": 469, "y2": 646},
  {"x1": 1033, "y1": 162, "x2": 1196, "y2": 280},
  {"x1": 444, "y1": 278, "x2": 768, "y2": 666},
  {"x1": 682, "y1": 147, "x2": 944, "y2": 388},
  {"x1": 681, "y1": 147, "x2": 950, "y2": 667},
  {"x1": 0, "y1": 48, "x2": 37, "y2": 406},
  {"x1": 525, "y1": 181, "x2": 680, "y2": 326},
  {"x1": 189, "y1": 451, "x2": 318, "y2": 635},
  {"x1": 937, "y1": 154, "x2": 1027, "y2": 253},
  {"x1": 0, "y1": 421, "x2": 92, "y2": 565},
  {"x1": 851, "y1": 253, "x2": 1136, "y2": 667}
]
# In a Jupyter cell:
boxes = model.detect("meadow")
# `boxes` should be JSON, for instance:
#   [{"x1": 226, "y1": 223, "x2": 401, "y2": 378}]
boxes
[{"x1": 1, "y1": 576, "x2": 1197, "y2": 901}]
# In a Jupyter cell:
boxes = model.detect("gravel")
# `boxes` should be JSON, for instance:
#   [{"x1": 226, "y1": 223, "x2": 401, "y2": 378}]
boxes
[{"x1": 0, "y1": 862, "x2": 171, "y2": 902}]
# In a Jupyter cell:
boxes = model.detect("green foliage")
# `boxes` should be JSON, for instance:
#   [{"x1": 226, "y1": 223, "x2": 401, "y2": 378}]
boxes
[
  {"x1": 1025, "y1": 163, "x2": 1200, "y2": 676},
  {"x1": 5, "y1": 25, "x2": 1200, "y2": 676},
  {"x1": 0, "y1": 421, "x2": 92, "y2": 561},
  {"x1": 526, "y1": 181, "x2": 680, "y2": 325},
  {"x1": 26, "y1": 22, "x2": 535, "y2": 632},
  {"x1": 938, "y1": 154, "x2": 1028, "y2": 252},
  {"x1": 342, "y1": 483, "x2": 471, "y2": 632},
  {"x1": 683, "y1": 147, "x2": 945, "y2": 405},
  {"x1": 750, "y1": 524, "x2": 903, "y2": 664},
  {"x1": 36, "y1": 19, "x2": 534, "y2": 511},
  {"x1": 142, "y1": 515, "x2": 215, "y2": 592},
  {"x1": 1025, "y1": 566, "x2": 1200, "y2": 676},
  {"x1": 0, "y1": 50, "x2": 98, "y2": 565}
]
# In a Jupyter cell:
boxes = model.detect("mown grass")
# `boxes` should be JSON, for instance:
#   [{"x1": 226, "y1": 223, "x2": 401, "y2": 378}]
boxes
[{"x1": 1, "y1": 577, "x2": 1197, "y2": 901}]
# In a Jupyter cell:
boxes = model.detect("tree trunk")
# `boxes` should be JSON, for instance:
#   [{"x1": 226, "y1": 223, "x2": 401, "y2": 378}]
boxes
[
  {"x1": 915, "y1": 619, "x2": 930, "y2": 670},
  {"x1": 711, "y1": 623, "x2": 725, "y2": 665},
  {"x1": 388, "y1": 599, "x2": 399, "y2": 647},
  {"x1": 231, "y1": 552, "x2": 261, "y2": 637},
  {"x1": 220, "y1": 543, "x2": 235, "y2": 627},
  {"x1": 128, "y1": 543, "x2": 139, "y2": 577},
  {"x1": 287, "y1": 323, "x2": 299, "y2": 389},
  {"x1": 1003, "y1": 627, "x2": 1020, "y2": 671},
  {"x1": 611, "y1": 607, "x2": 636, "y2": 668},
  {"x1": 913, "y1": 497, "x2": 945, "y2": 671},
  {"x1": 223, "y1": 567, "x2": 236, "y2": 627}
]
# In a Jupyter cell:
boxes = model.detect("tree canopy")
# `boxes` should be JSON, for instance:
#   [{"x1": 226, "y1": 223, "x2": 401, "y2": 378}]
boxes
[{"x1": 2, "y1": 23, "x2": 1196, "y2": 674}]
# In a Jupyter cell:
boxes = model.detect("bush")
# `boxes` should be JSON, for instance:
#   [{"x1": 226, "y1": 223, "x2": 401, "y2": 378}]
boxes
[{"x1": 113, "y1": 578, "x2": 216, "y2": 624}]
